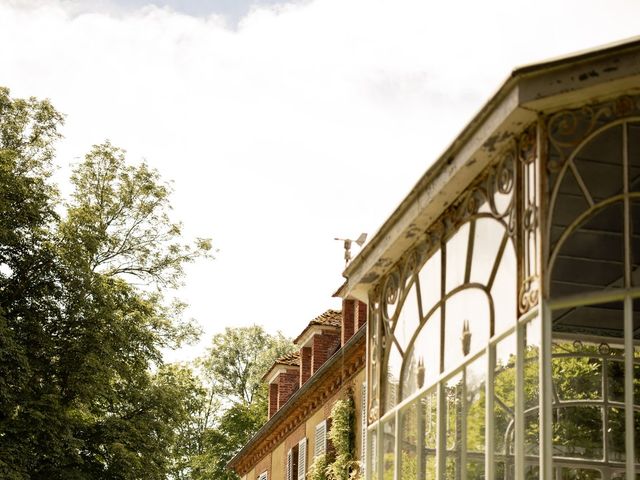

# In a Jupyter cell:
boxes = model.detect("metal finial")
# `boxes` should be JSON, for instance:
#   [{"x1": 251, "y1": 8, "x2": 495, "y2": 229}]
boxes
[{"x1": 461, "y1": 320, "x2": 471, "y2": 356}]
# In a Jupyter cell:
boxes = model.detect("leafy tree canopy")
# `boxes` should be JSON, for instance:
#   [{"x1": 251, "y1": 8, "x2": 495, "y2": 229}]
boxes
[{"x1": 0, "y1": 87, "x2": 211, "y2": 480}]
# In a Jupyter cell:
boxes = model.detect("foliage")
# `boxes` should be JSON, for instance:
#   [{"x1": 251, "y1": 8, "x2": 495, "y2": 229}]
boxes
[
  {"x1": 0, "y1": 87, "x2": 211, "y2": 479},
  {"x1": 327, "y1": 393, "x2": 357, "y2": 480},
  {"x1": 308, "y1": 453, "x2": 329, "y2": 480},
  {"x1": 185, "y1": 325, "x2": 296, "y2": 480},
  {"x1": 200, "y1": 325, "x2": 295, "y2": 405}
]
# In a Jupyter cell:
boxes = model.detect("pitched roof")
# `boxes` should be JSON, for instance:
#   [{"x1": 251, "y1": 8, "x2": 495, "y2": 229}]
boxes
[
  {"x1": 294, "y1": 309, "x2": 342, "y2": 344},
  {"x1": 275, "y1": 350, "x2": 300, "y2": 367}
]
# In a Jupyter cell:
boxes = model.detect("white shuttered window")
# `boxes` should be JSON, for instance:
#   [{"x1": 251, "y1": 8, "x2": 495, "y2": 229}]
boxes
[
  {"x1": 286, "y1": 449, "x2": 293, "y2": 480},
  {"x1": 258, "y1": 472, "x2": 268, "y2": 480},
  {"x1": 314, "y1": 421, "x2": 327, "y2": 458},
  {"x1": 298, "y1": 438, "x2": 307, "y2": 480}
]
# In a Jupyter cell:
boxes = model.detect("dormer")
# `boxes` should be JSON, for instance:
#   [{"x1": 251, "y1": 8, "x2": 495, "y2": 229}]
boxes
[
  {"x1": 294, "y1": 310, "x2": 341, "y2": 386},
  {"x1": 262, "y1": 351, "x2": 300, "y2": 419}
]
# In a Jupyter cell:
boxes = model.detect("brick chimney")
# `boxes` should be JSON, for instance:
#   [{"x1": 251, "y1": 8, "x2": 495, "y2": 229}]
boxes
[
  {"x1": 341, "y1": 299, "x2": 367, "y2": 345},
  {"x1": 311, "y1": 331, "x2": 341, "y2": 375}
]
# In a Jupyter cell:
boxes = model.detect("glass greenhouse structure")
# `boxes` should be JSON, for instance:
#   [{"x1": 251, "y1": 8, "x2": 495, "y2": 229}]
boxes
[{"x1": 340, "y1": 38, "x2": 640, "y2": 480}]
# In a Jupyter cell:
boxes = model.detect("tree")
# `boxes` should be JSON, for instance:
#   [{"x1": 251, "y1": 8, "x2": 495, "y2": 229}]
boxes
[
  {"x1": 185, "y1": 326, "x2": 296, "y2": 480},
  {"x1": 0, "y1": 87, "x2": 211, "y2": 479},
  {"x1": 201, "y1": 325, "x2": 294, "y2": 406}
]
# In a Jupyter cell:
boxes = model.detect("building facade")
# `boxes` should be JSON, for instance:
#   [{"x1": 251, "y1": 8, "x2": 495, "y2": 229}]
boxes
[
  {"x1": 228, "y1": 302, "x2": 368, "y2": 480},
  {"x1": 337, "y1": 38, "x2": 640, "y2": 480}
]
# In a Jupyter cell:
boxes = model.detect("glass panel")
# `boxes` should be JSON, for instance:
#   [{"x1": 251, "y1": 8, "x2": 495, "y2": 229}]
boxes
[
  {"x1": 423, "y1": 390, "x2": 437, "y2": 480},
  {"x1": 552, "y1": 301, "x2": 625, "y2": 339},
  {"x1": 445, "y1": 373, "x2": 463, "y2": 480},
  {"x1": 386, "y1": 344, "x2": 402, "y2": 412},
  {"x1": 402, "y1": 309, "x2": 441, "y2": 400},
  {"x1": 551, "y1": 202, "x2": 625, "y2": 298},
  {"x1": 524, "y1": 318, "x2": 540, "y2": 456},
  {"x1": 445, "y1": 223, "x2": 469, "y2": 293},
  {"x1": 632, "y1": 201, "x2": 640, "y2": 287},
  {"x1": 400, "y1": 402, "x2": 419, "y2": 480},
  {"x1": 466, "y1": 355, "x2": 486, "y2": 479},
  {"x1": 552, "y1": 347, "x2": 602, "y2": 401},
  {"x1": 557, "y1": 467, "x2": 602, "y2": 479},
  {"x1": 635, "y1": 298, "x2": 640, "y2": 340},
  {"x1": 369, "y1": 426, "x2": 378, "y2": 480},
  {"x1": 491, "y1": 241, "x2": 517, "y2": 336},
  {"x1": 381, "y1": 417, "x2": 395, "y2": 480},
  {"x1": 418, "y1": 250, "x2": 441, "y2": 318},
  {"x1": 607, "y1": 358, "x2": 625, "y2": 403},
  {"x1": 494, "y1": 334, "x2": 516, "y2": 479},
  {"x1": 629, "y1": 122, "x2": 640, "y2": 193},
  {"x1": 552, "y1": 406, "x2": 603, "y2": 460},
  {"x1": 551, "y1": 166, "x2": 590, "y2": 248},
  {"x1": 470, "y1": 217, "x2": 506, "y2": 286},
  {"x1": 573, "y1": 124, "x2": 623, "y2": 203},
  {"x1": 608, "y1": 407, "x2": 626, "y2": 462},
  {"x1": 395, "y1": 284, "x2": 420, "y2": 352},
  {"x1": 444, "y1": 289, "x2": 490, "y2": 372}
]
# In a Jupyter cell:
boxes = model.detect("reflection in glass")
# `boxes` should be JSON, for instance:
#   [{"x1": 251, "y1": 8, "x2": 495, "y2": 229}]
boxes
[
  {"x1": 369, "y1": 426, "x2": 378, "y2": 480},
  {"x1": 466, "y1": 355, "x2": 486, "y2": 479},
  {"x1": 557, "y1": 467, "x2": 602, "y2": 479},
  {"x1": 382, "y1": 417, "x2": 395, "y2": 480},
  {"x1": 402, "y1": 309, "x2": 440, "y2": 401},
  {"x1": 422, "y1": 391, "x2": 437, "y2": 480},
  {"x1": 552, "y1": 350, "x2": 602, "y2": 401},
  {"x1": 444, "y1": 289, "x2": 490, "y2": 372},
  {"x1": 608, "y1": 407, "x2": 625, "y2": 462},
  {"x1": 445, "y1": 373, "x2": 462, "y2": 480},
  {"x1": 494, "y1": 334, "x2": 516, "y2": 478},
  {"x1": 400, "y1": 402, "x2": 419, "y2": 480},
  {"x1": 524, "y1": 318, "x2": 540, "y2": 456},
  {"x1": 386, "y1": 345, "x2": 402, "y2": 412},
  {"x1": 553, "y1": 406, "x2": 603, "y2": 460}
]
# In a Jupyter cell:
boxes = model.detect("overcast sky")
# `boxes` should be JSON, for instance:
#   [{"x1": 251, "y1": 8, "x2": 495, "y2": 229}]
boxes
[{"x1": 1, "y1": 0, "x2": 639, "y2": 362}]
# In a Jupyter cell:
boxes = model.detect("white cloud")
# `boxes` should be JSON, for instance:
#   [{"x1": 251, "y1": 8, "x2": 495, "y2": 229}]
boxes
[{"x1": 1, "y1": 0, "x2": 639, "y2": 360}]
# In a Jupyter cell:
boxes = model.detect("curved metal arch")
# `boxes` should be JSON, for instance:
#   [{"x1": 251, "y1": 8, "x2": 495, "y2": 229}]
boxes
[
  {"x1": 547, "y1": 118, "x2": 640, "y2": 294},
  {"x1": 397, "y1": 283, "x2": 495, "y2": 401},
  {"x1": 547, "y1": 116, "x2": 640, "y2": 219},
  {"x1": 547, "y1": 192, "x2": 640, "y2": 292}
]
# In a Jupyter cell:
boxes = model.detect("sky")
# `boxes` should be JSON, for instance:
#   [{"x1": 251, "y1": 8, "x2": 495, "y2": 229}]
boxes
[{"x1": 1, "y1": 0, "x2": 639, "y2": 362}]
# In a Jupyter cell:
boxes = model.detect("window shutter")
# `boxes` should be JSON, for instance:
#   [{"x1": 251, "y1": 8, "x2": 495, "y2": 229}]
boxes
[
  {"x1": 258, "y1": 473, "x2": 268, "y2": 480},
  {"x1": 361, "y1": 382, "x2": 367, "y2": 473},
  {"x1": 286, "y1": 449, "x2": 292, "y2": 480},
  {"x1": 314, "y1": 421, "x2": 326, "y2": 458},
  {"x1": 298, "y1": 438, "x2": 307, "y2": 480}
]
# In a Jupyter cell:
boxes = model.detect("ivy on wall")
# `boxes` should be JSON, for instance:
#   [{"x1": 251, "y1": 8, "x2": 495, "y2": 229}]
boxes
[{"x1": 308, "y1": 389, "x2": 361, "y2": 480}]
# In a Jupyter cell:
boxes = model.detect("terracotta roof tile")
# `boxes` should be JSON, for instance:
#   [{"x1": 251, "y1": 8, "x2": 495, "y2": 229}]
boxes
[
  {"x1": 308, "y1": 309, "x2": 342, "y2": 328},
  {"x1": 293, "y1": 309, "x2": 342, "y2": 344},
  {"x1": 275, "y1": 350, "x2": 300, "y2": 367}
]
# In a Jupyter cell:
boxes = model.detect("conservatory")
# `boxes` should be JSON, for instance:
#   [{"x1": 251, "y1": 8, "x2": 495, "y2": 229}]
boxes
[{"x1": 339, "y1": 38, "x2": 640, "y2": 480}]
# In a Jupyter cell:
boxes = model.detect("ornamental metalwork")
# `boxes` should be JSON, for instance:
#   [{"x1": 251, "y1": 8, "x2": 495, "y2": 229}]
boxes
[{"x1": 367, "y1": 143, "x2": 518, "y2": 423}]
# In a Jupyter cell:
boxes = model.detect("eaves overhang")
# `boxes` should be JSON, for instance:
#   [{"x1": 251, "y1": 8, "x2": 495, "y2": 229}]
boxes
[{"x1": 340, "y1": 36, "x2": 640, "y2": 302}]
